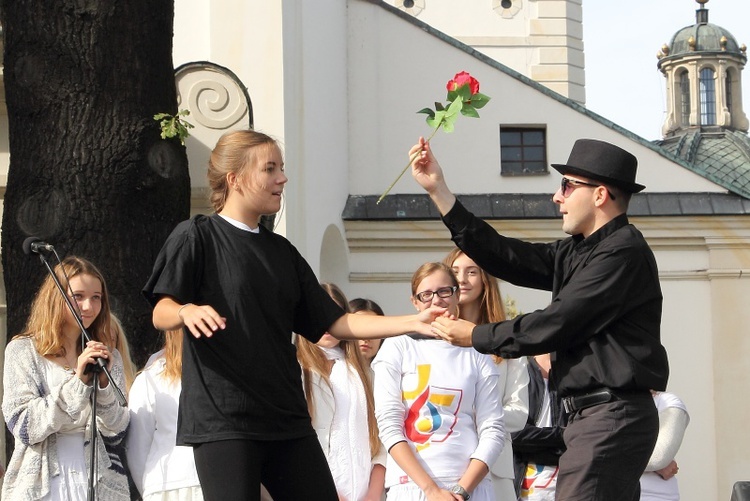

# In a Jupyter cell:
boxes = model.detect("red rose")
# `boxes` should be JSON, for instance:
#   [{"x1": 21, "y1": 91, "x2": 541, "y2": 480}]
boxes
[{"x1": 446, "y1": 71, "x2": 479, "y2": 95}]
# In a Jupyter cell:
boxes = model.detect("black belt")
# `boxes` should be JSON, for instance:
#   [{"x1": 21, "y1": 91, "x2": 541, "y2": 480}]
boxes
[{"x1": 561, "y1": 388, "x2": 615, "y2": 414}]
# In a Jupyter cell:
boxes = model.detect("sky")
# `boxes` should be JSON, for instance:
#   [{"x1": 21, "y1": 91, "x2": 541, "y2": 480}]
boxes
[{"x1": 583, "y1": 0, "x2": 750, "y2": 140}]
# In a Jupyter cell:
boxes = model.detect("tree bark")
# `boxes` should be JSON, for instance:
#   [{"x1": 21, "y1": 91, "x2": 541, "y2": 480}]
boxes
[{"x1": 1, "y1": 1, "x2": 188, "y2": 368}]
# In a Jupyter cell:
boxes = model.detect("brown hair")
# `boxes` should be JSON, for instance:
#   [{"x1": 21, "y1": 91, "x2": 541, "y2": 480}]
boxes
[
  {"x1": 296, "y1": 283, "x2": 381, "y2": 457},
  {"x1": 207, "y1": 129, "x2": 280, "y2": 212},
  {"x1": 410, "y1": 262, "x2": 459, "y2": 297},
  {"x1": 16, "y1": 256, "x2": 112, "y2": 358},
  {"x1": 348, "y1": 298, "x2": 385, "y2": 316}
]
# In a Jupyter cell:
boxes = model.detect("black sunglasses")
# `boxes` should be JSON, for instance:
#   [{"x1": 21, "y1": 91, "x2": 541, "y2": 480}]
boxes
[{"x1": 560, "y1": 177, "x2": 616, "y2": 200}]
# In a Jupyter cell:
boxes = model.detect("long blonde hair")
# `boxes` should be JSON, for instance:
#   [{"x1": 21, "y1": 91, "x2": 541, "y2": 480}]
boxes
[
  {"x1": 107, "y1": 314, "x2": 136, "y2": 391},
  {"x1": 162, "y1": 329, "x2": 183, "y2": 385},
  {"x1": 443, "y1": 248, "x2": 506, "y2": 323},
  {"x1": 207, "y1": 129, "x2": 279, "y2": 212},
  {"x1": 16, "y1": 256, "x2": 112, "y2": 358},
  {"x1": 296, "y1": 283, "x2": 380, "y2": 458}
]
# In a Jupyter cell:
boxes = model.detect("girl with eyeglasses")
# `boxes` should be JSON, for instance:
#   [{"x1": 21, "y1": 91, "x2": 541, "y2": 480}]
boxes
[
  {"x1": 444, "y1": 249, "x2": 530, "y2": 500},
  {"x1": 372, "y1": 262, "x2": 505, "y2": 501}
]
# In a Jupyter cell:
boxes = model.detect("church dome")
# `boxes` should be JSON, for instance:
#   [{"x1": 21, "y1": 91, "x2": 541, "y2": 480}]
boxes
[
  {"x1": 667, "y1": 23, "x2": 743, "y2": 59},
  {"x1": 657, "y1": 1, "x2": 747, "y2": 66}
]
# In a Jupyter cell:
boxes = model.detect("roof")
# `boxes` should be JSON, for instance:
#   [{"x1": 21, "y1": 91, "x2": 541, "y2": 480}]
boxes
[
  {"x1": 656, "y1": 129, "x2": 750, "y2": 199},
  {"x1": 343, "y1": 193, "x2": 750, "y2": 221},
  {"x1": 663, "y1": 22, "x2": 746, "y2": 62}
]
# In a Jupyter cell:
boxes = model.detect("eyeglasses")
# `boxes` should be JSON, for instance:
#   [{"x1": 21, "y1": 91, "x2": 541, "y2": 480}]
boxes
[
  {"x1": 415, "y1": 285, "x2": 458, "y2": 303},
  {"x1": 560, "y1": 177, "x2": 616, "y2": 200}
]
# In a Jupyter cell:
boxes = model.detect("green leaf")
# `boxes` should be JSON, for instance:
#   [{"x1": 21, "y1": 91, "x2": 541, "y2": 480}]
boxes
[
  {"x1": 154, "y1": 109, "x2": 194, "y2": 145},
  {"x1": 435, "y1": 102, "x2": 445, "y2": 112},
  {"x1": 455, "y1": 84, "x2": 472, "y2": 102},
  {"x1": 461, "y1": 106, "x2": 480, "y2": 118},
  {"x1": 442, "y1": 113, "x2": 458, "y2": 133},
  {"x1": 426, "y1": 109, "x2": 446, "y2": 129},
  {"x1": 416, "y1": 107, "x2": 435, "y2": 118},
  {"x1": 469, "y1": 93, "x2": 491, "y2": 109},
  {"x1": 444, "y1": 96, "x2": 464, "y2": 119},
  {"x1": 447, "y1": 89, "x2": 458, "y2": 102}
]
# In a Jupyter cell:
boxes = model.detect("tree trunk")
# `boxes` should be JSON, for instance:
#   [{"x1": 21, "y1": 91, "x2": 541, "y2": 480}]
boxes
[{"x1": 1, "y1": 1, "x2": 188, "y2": 366}]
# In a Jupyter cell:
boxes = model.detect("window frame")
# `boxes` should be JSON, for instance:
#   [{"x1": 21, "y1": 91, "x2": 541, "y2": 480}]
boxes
[{"x1": 499, "y1": 126, "x2": 549, "y2": 177}]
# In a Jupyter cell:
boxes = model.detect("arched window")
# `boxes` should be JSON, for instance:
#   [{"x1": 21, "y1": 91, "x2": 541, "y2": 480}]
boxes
[
  {"x1": 699, "y1": 67, "x2": 716, "y2": 125},
  {"x1": 679, "y1": 70, "x2": 690, "y2": 125}
]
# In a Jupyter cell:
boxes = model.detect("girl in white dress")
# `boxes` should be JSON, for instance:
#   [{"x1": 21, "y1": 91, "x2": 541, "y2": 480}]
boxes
[
  {"x1": 297, "y1": 283, "x2": 386, "y2": 501},
  {"x1": 2, "y1": 256, "x2": 130, "y2": 500}
]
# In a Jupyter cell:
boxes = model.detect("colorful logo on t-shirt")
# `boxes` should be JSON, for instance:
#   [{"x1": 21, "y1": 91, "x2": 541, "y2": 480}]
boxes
[
  {"x1": 402, "y1": 364, "x2": 462, "y2": 451},
  {"x1": 522, "y1": 463, "x2": 558, "y2": 499}
]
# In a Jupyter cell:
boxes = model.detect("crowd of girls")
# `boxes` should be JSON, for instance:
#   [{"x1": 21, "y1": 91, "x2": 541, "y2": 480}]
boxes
[{"x1": 1, "y1": 129, "x2": 684, "y2": 501}]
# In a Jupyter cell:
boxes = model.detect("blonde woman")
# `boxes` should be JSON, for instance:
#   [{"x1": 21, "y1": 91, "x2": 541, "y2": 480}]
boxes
[
  {"x1": 444, "y1": 248, "x2": 530, "y2": 500},
  {"x1": 143, "y1": 129, "x2": 441, "y2": 501},
  {"x1": 2, "y1": 256, "x2": 130, "y2": 500},
  {"x1": 297, "y1": 283, "x2": 386, "y2": 501},
  {"x1": 373, "y1": 262, "x2": 505, "y2": 501},
  {"x1": 127, "y1": 330, "x2": 203, "y2": 500}
]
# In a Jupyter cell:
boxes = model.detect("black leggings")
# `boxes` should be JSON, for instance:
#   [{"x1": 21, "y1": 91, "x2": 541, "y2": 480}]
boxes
[{"x1": 193, "y1": 436, "x2": 338, "y2": 501}]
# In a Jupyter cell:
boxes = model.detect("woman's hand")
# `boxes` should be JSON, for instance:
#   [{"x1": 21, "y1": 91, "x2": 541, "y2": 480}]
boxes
[
  {"x1": 423, "y1": 484, "x2": 462, "y2": 501},
  {"x1": 75, "y1": 340, "x2": 110, "y2": 386},
  {"x1": 413, "y1": 305, "x2": 449, "y2": 337},
  {"x1": 178, "y1": 303, "x2": 227, "y2": 338},
  {"x1": 431, "y1": 316, "x2": 475, "y2": 347}
]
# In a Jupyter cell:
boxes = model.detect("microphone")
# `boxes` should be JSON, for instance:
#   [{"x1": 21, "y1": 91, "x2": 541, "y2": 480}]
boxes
[{"x1": 22, "y1": 237, "x2": 55, "y2": 255}]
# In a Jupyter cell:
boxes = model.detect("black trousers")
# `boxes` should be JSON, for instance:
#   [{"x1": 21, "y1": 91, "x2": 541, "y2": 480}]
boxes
[
  {"x1": 556, "y1": 391, "x2": 658, "y2": 501},
  {"x1": 193, "y1": 435, "x2": 338, "y2": 501}
]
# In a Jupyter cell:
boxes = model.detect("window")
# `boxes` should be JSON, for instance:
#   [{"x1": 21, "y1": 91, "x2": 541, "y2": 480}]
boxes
[
  {"x1": 699, "y1": 67, "x2": 716, "y2": 125},
  {"x1": 679, "y1": 71, "x2": 690, "y2": 125},
  {"x1": 725, "y1": 71, "x2": 733, "y2": 111},
  {"x1": 500, "y1": 127, "x2": 547, "y2": 175}
]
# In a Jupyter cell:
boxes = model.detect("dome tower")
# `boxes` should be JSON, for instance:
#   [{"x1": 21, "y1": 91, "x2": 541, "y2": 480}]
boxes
[{"x1": 657, "y1": 0, "x2": 748, "y2": 137}]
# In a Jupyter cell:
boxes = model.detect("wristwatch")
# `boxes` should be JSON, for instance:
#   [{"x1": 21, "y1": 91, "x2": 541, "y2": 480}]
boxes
[{"x1": 449, "y1": 484, "x2": 470, "y2": 500}]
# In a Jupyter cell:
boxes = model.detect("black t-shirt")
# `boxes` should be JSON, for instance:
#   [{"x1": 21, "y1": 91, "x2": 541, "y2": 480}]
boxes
[{"x1": 143, "y1": 215, "x2": 345, "y2": 444}]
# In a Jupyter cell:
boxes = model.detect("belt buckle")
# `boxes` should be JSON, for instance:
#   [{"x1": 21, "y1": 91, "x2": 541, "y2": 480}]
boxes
[{"x1": 562, "y1": 396, "x2": 574, "y2": 414}]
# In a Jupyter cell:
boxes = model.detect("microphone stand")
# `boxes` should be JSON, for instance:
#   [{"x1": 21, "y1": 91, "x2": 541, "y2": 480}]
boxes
[{"x1": 32, "y1": 250, "x2": 127, "y2": 500}]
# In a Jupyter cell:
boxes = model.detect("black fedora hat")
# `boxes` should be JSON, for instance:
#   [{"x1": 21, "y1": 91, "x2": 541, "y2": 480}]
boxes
[{"x1": 551, "y1": 139, "x2": 645, "y2": 193}]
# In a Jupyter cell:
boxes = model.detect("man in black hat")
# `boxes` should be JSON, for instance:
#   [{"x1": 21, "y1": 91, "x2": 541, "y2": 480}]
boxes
[{"x1": 409, "y1": 137, "x2": 669, "y2": 501}]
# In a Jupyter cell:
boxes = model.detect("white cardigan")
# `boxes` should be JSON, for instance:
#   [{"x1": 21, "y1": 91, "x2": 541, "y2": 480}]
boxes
[
  {"x1": 304, "y1": 365, "x2": 386, "y2": 498},
  {"x1": 2, "y1": 336, "x2": 131, "y2": 500}
]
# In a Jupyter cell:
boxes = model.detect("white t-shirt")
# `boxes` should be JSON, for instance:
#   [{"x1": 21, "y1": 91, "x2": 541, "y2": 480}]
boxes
[{"x1": 372, "y1": 336, "x2": 505, "y2": 490}]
